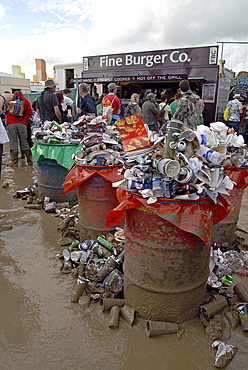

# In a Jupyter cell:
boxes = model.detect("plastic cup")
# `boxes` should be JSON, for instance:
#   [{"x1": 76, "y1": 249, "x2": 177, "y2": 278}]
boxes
[{"x1": 237, "y1": 302, "x2": 248, "y2": 331}]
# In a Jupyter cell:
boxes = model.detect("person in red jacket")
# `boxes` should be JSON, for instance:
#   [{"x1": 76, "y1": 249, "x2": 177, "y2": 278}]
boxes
[{"x1": 6, "y1": 91, "x2": 33, "y2": 165}]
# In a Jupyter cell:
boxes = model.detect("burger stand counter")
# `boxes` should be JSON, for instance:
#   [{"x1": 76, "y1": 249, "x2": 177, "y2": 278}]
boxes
[{"x1": 70, "y1": 45, "x2": 233, "y2": 126}]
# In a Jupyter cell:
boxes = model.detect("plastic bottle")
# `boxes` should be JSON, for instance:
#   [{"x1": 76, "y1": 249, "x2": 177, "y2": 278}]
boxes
[
  {"x1": 232, "y1": 269, "x2": 248, "y2": 276},
  {"x1": 197, "y1": 146, "x2": 223, "y2": 165},
  {"x1": 95, "y1": 250, "x2": 124, "y2": 281},
  {"x1": 79, "y1": 245, "x2": 89, "y2": 264},
  {"x1": 97, "y1": 235, "x2": 114, "y2": 251},
  {"x1": 213, "y1": 262, "x2": 232, "y2": 276},
  {"x1": 152, "y1": 175, "x2": 164, "y2": 198},
  {"x1": 51, "y1": 121, "x2": 62, "y2": 130},
  {"x1": 103, "y1": 269, "x2": 124, "y2": 293}
]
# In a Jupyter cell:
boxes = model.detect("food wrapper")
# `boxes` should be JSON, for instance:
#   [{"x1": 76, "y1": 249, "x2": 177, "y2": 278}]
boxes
[
  {"x1": 115, "y1": 114, "x2": 152, "y2": 152},
  {"x1": 212, "y1": 341, "x2": 238, "y2": 368}
]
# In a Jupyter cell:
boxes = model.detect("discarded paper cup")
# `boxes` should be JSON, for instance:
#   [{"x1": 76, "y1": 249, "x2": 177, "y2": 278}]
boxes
[
  {"x1": 200, "y1": 296, "x2": 228, "y2": 320},
  {"x1": 71, "y1": 277, "x2": 89, "y2": 303},
  {"x1": 60, "y1": 261, "x2": 72, "y2": 274},
  {"x1": 154, "y1": 158, "x2": 180, "y2": 178},
  {"x1": 95, "y1": 256, "x2": 118, "y2": 281},
  {"x1": 78, "y1": 262, "x2": 86, "y2": 277},
  {"x1": 100, "y1": 297, "x2": 125, "y2": 312},
  {"x1": 70, "y1": 251, "x2": 83, "y2": 262},
  {"x1": 120, "y1": 304, "x2": 135, "y2": 326},
  {"x1": 224, "y1": 310, "x2": 239, "y2": 331},
  {"x1": 57, "y1": 218, "x2": 70, "y2": 232},
  {"x1": 71, "y1": 268, "x2": 79, "y2": 279},
  {"x1": 108, "y1": 306, "x2": 120, "y2": 329},
  {"x1": 63, "y1": 249, "x2": 71, "y2": 261},
  {"x1": 209, "y1": 168, "x2": 220, "y2": 188},
  {"x1": 78, "y1": 294, "x2": 91, "y2": 309},
  {"x1": 237, "y1": 303, "x2": 248, "y2": 332},
  {"x1": 174, "y1": 167, "x2": 194, "y2": 184},
  {"x1": 233, "y1": 283, "x2": 248, "y2": 302},
  {"x1": 146, "y1": 320, "x2": 178, "y2": 337},
  {"x1": 194, "y1": 169, "x2": 211, "y2": 183}
]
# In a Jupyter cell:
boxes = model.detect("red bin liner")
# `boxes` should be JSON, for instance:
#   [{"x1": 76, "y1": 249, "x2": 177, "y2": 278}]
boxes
[
  {"x1": 107, "y1": 191, "x2": 231, "y2": 247},
  {"x1": 62, "y1": 163, "x2": 124, "y2": 194}
]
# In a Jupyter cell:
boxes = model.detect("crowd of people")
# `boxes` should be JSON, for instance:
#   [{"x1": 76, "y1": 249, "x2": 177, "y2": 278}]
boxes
[
  {"x1": 1, "y1": 78, "x2": 248, "y2": 179},
  {"x1": 91, "y1": 80, "x2": 204, "y2": 132},
  {"x1": 0, "y1": 80, "x2": 78, "y2": 177}
]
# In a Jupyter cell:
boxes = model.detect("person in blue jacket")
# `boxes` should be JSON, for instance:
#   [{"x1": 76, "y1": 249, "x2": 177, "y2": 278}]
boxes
[{"x1": 76, "y1": 83, "x2": 96, "y2": 117}]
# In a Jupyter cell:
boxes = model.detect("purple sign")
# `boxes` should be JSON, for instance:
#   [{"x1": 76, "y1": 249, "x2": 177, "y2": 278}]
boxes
[{"x1": 82, "y1": 46, "x2": 218, "y2": 77}]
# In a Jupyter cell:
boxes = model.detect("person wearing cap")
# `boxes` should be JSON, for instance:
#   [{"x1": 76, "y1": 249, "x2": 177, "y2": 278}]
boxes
[
  {"x1": 76, "y1": 83, "x2": 96, "y2": 117},
  {"x1": 141, "y1": 92, "x2": 159, "y2": 131},
  {"x1": 226, "y1": 94, "x2": 243, "y2": 133},
  {"x1": 102, "y1": 83, "x2": 121, "y2": 124},
  {"x1": 36, "y1": 79, "x2": 61, "y2": 124},
  {"x1": 173, "y1": 80, "x2": 202, "y2": 130},
  {"x1": 5, "y1": 91, "x2": 33, "y2": 166},
  {"x1": 62, "y1": 88, "x2": 75, "y2": 123}
]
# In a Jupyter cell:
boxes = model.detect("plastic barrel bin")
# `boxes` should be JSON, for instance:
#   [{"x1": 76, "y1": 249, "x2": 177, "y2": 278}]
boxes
[
  {"x1": 37, "y1": 157, "x2": 77, "y2": 204},
  {"x1": 78, "y1": 164, "x2": 124, "y2": 240},
  {"x1": 123, "y1": 205, "x2": 210, "y2": 323},
  {"x1": 211, "y1": 186, "x2": 244, "y2": 245},
  {"x1": 211, "y1": 166, "x2": 248, "y2": 246}
]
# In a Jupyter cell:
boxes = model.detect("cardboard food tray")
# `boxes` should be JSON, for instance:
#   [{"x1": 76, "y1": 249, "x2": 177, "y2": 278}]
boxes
[{"x1": 115, "y1": 114, "x2": 152, "y2": 152}]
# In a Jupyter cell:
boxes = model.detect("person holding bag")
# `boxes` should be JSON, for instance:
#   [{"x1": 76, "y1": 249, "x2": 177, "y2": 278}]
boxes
[
  {"x1": 225, "y1": 94, "x2": 243, "y2": 133},
  {"x1": 102, "y1": 83, "x2": 121, "y2": 125},
  {"x1": 157, "y1": 94, "x2": 171, "y2": 129}
]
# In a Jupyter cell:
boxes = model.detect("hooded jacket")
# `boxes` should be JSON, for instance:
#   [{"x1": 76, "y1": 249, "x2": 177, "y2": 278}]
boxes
[
  {"x1": 174, "y1": 90, "x2": 202, "y2": 130},
  {"x1": 6, "y1": 92, "x2": 32, "y2": 126}
]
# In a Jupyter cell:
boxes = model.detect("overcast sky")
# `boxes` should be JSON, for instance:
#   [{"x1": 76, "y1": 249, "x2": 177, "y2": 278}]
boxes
[{"x1": 0, "y1": 0, "x2": 248, "y2": 81}]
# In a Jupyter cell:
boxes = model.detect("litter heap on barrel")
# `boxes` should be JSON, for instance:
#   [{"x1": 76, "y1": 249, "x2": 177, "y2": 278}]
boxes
[{"x1": 112, "y1": 118, "x2": 248, "y2": 202}]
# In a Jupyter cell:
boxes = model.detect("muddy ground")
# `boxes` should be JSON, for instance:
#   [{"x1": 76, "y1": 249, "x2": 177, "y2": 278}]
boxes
[{"x1": 0, "y1": 145, "x2": 248, "y2": 370}]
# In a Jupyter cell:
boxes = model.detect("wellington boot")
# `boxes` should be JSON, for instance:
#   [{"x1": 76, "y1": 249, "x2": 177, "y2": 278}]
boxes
[
  {"x1": 10, "y1": 151, "x2": 19, "y2": 165},
  {"x1": 20, "y1": 150, "x2": 25, "y2": 159},
  {"x1": 23, "y1": 149, "x2": 33, "y2": 166}
]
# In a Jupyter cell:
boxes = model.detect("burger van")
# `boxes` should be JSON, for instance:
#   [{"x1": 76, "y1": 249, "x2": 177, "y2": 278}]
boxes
[{"x1": 59, "y1": 45, "x2": 235, "y2": 125}]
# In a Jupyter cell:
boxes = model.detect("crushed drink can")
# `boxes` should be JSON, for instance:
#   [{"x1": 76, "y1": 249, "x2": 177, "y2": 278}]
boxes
[
  {"x1": 85, "y1": 143, "x2": 106, "y2": 155},
  {"x1": 95, "y1": 156, "x2": 106, "y2": 166},
  {"x1": 128, "y1": 180, "x2": 152, "y2": 190},
  {"x1": 45, "y1": 202, "x2": 57, "y2": 213},
  {"x1": 162, "y1": 180, "x2": 176, "y2": 198}
]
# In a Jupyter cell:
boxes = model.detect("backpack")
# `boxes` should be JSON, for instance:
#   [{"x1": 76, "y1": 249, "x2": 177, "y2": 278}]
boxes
[
  {"x1": 9, "y1": 96, "x2": 25, "y2": 118},
  {"x1": 223, "y1": 107, "x2": 229, "y2": 121},
  {"x1": 102, "y1": 105, "x2": 113, "y2": 123},
  {"x1": 102, "y1": 96, "x2": 116, "y2": 124},
  {"x1": 124, "y1": 104, "x2": 136, "y2": 118}
]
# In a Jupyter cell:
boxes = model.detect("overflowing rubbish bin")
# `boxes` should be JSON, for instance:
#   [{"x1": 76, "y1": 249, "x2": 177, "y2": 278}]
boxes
[
  {"x1": 62, "y1": 163, "x2": 124, "y2": 240},
  {"x1": 31, "y1": 142, "x2": 80, "y2": 204},
  {"x1": 107, "y1": 191, "x2": 229, "y2": 323}
]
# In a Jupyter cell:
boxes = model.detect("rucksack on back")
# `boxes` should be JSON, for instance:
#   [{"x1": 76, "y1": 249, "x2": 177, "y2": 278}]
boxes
[
  {"x1": 9, "y1": 96, "x2": 25, "y2": 118},
  {"x1": 102, "y1": 96, "x2": 117, "y2": 124},
  {"x1": 102, "y1": 105, "x2": 113, "y2": 124},
  {"x1": 124, "y1": 104, "x2": 136, "y2": 118}
]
